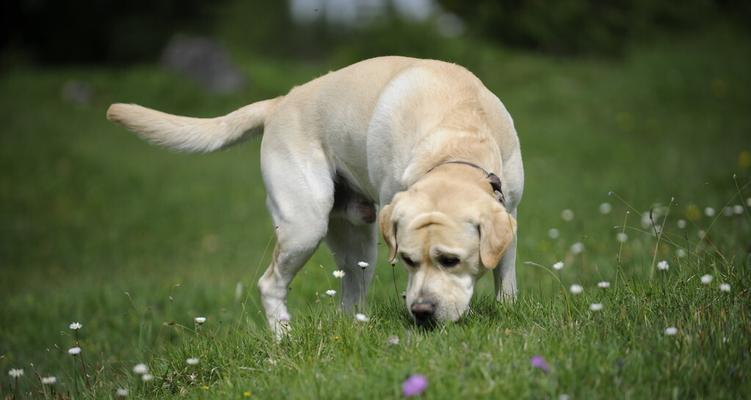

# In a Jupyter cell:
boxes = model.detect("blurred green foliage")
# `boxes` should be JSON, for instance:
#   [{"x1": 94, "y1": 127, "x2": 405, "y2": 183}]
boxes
[
  {"x1": 218, "y1": 1, "x2": 452, "y2": 62},
  {"x1": 438, "y1": 0, "x2": 749, "y2": 56},
  {"x1": 1, "y1": 0, "x2": 750, "y2": 65},
  {"x1": 2, "y1": 0, "x2": 225, "y2": 64}
]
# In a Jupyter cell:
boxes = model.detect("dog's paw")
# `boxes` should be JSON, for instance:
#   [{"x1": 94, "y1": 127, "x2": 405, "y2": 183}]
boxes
[{"x1": 270, "y1": 316, "x2": 292, "y2": 342}]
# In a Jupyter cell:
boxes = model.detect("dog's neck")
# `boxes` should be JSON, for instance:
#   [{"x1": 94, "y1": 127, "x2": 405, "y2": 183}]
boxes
[
  {"x1": 427, "y1": 161, "x2": 506, "y2": 205},
  {"x1": 400, "y1": 129, "x2": 502, "y2": 189},
  {"x1": 391, "y1": 129, "x2": 506, "y2": 210},
  {"x1": 415, "y1": 161, "x2": 506, "y2": 208}
]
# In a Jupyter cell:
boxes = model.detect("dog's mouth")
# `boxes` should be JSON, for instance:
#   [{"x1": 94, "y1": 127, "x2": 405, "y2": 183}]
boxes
[
  {"x1": 413, "y1": 316, "x2": 438, "y2": 329},
  {"x1": 410, "y1": 300, "x2": 439, "y2": 329}
]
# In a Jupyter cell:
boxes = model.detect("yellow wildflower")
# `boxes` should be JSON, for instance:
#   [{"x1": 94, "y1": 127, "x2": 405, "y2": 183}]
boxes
[
  {"x1": 738, "y1": 150, "x2": 751, "y2": 170},
  {"x1": 685, "y1": 204, "x2": 701, "y2": 221},
  {"x1": 711, "y1": 78, "x2": 727, "y2": 98}
]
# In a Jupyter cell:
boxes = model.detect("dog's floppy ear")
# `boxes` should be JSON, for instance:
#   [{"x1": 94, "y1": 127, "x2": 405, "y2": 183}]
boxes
[
  {"x1": 479, "y1": 206, "x2": 517, "y2": 269},
  {"x1": 379, "y1": 202, "x2": 399, "y2": 264}
]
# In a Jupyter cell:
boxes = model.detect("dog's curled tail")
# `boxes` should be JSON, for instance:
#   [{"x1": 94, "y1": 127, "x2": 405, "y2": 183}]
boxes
[{"x1": 106, "y1": 97, "x2": 281, "y2": 153}]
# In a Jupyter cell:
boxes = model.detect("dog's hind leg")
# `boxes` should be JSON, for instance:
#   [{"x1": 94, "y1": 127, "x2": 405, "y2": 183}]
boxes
[
  {"x1": 257, "y1": 188, "x2": 333, "y2": 339},
  {"x1": 325, "y1": 216, "x2": 378, "y2": 312},
  {"x1": 256, "y1": 128, "x2": 335, "y2": 339}
]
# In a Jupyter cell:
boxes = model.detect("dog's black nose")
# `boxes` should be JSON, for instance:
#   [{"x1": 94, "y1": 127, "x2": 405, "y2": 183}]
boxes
[{"x1": 411, "y1": 301, "x2": 436, "y2": 325}]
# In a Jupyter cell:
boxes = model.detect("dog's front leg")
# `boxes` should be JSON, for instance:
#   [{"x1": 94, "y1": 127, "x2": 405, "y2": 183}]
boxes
[{"x1": 494, "y1": 208, "x2": 518, "y2": 302}]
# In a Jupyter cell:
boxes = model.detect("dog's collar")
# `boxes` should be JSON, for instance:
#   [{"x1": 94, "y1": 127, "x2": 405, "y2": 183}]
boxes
[{"x1": 426, "y1": 160, "x2": 506, "y2": 205}]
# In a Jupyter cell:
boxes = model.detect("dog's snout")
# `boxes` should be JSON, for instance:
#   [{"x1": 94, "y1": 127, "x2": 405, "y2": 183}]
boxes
[{"x1": 411, "y1": 301, "x2": 436, "y2": 325}]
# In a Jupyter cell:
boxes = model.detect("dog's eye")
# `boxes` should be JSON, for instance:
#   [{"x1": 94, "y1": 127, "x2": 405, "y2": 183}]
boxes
[
  {"x1": 438, "y1": 256, "x2": 460, "y2": 268},
  {"x1": 401, "y1": 254, "x2": 417, "y2": 267}
]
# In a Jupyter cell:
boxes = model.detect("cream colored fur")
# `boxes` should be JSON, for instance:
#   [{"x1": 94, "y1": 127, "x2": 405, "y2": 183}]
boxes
[
  {"x1": 107, "y1": 56, "x2": 524, "y2": 338},
  {"x1": 106, "y1": 99, "x2": 279, "y2": 152}
]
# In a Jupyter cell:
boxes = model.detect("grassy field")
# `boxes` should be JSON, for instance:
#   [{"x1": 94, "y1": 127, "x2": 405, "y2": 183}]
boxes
[{"x1": 1, "y1": 28, "x2": 750, "y2": 399}]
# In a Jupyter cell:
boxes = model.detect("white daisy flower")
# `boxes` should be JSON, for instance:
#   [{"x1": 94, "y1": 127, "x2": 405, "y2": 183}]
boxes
[
  {"x1": 387, "y1": 335, "x2": 400, "y2": 345},
  {"x1": 561, "y1": 209, "x2": 574, "y2": 221},
  {"x1": 657, "y1": 260, "x2": 669, "y2": 271},
  {"x1": 599, "y1": 202, "x2": 612, "y2": 214},
  {"x1": 141, "y1": 374, "x2": 153, "y2": 382},
  {"x1": 69, "y1": 322, "x2": 82, "y2": 330},
  {"x1": 704, "y1": 207, "x2": 715, "y2": 217},
  {"x1": 722, "y1": 207, "x2": 734, "y2": 217},
  {"x1": 733, "y1": 204, "x2": 744, "y2": 215},
  {"x1": 552, "y1": 261, "x2": 564, "y2": 270},
  {"x1": 589, "y1": 303, "x2": 603, "y2": 311},
  {"x1": 747, "y1": 197, "x2": 751, "y2": 207},
  {"x1": 132, "y1": 363, "x2": 148, "y2": 375},
  {"x1": 325, "y1": 289, "x2": 337, "y2": 297},
  {"x1": 186, "y1": 358, "x2": 199, "y2": 365},
  {"x1": 616, "y1": 232, "x2": 628, "y2": 243},
  {"x1": 569, "y1": 284, "x2": 583, "y2": 295},
  {"x1": 698, "y1": 230, "x2": 706, "y2": 239},
  {"x1": 68, "y1": 347, "x2": 81, "y2": 355},
  {"x1": 676, "y1": 248, "x2": 687, "y2": 258},
  {"x1": 235, "y1": 281, "x2": 244, "y2": 302},
  {"x1": 559, "y1": 395, "x2": 571, "y2": 400},
  {"x1": 548, "y1": 228, "x2": 560, "y2": 239},
  {"x1": 677, "y1": 219, "x2": 687, "y2": 229},
  {"x1": 719, "y1": 283, "x2": 731, "y2": 292},
  {"x1": 664, "y1": 327, "x2": 678, "y2": 336},
  {"x1": 194, "y1": 317, "x2": 207, "y2": 325},
  {"x1": 8, "y1": 368, "x2": 23, "y2": 378},
  {"x1": 116, "y1": 388, "x2": 129, "y2": 397},
  {"x1": 357, "y1": 261, "x2": 369, "y2": 268},
  {"x1": 41, "y1": 376, "x2": 57, "y2": 385},
  {"x1": 570, "y1": 242, "x2": 584, "y2": 255},
  {"x1": 641, "y1": 212, "x2": 652, "y2": 229},
  {"x1": 332, "y1": 270, "x2": 345, "y2": 278},
  {"x1": 700, "y1": 274, "x2": 713, "y2": 284},
  {"x1": 355, "y1": 313, "x2": 370, "y2": 322},
  {"x1": 597, "y1": 281, "x2": 610, "y2": 288}
]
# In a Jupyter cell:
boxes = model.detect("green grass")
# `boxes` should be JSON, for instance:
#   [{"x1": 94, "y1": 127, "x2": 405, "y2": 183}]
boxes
[{"x1": 1, "y1": 28, "x2": 750, "y2": 399}]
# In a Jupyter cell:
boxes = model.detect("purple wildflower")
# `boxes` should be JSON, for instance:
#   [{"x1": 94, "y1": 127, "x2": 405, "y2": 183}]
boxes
[
  {"x1": 530, "y1": 355, "x2": 550, "y2": 373},
  {"x1": 402, "y1": 374, "x2": 428, "y2": 397}
]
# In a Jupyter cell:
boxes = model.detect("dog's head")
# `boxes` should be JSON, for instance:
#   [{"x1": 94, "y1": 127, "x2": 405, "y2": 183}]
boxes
[{"x1": 379, "y1": 168, "x2": 516, "y2": 326}]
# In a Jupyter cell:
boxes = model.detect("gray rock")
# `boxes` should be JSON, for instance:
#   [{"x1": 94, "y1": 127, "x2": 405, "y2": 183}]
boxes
[
  {"x1": 160, "y1": 35, "x2": 246, "y2": 94},
  {"x1": 61, "y1": 80, "x2": 94, "y2": 105}
]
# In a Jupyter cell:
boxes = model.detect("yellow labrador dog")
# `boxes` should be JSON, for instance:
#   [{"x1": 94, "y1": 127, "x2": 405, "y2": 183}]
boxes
[{"x1": 107, "y1": 56, "x2": 523, "y2": 337}]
